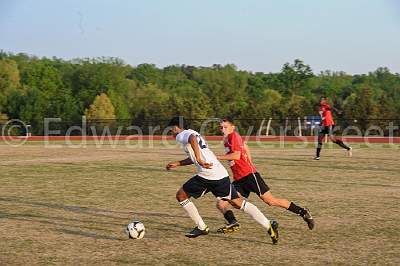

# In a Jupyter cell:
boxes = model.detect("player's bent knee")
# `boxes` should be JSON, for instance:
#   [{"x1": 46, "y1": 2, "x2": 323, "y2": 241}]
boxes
[
  {"x1": 228, "y1": 198, "x2": 242, "y2": 209},
  {"x1": 216, "y1": 199, "x2": 228, "y2": 210},
  {"x1": 262, "y1": 197, "x2": 273, "y2": 206},
  {"x1": 260, "y1": 193, "x2": 274, "y2": 206},
  {"x1": 176, "y1": 188, "x2": 188, "y2": 202}
]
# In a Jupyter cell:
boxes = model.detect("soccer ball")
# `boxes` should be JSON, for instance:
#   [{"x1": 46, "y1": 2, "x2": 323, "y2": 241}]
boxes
[{"x1": 126, "y1": 221, "x2": 145, "y2": 239}]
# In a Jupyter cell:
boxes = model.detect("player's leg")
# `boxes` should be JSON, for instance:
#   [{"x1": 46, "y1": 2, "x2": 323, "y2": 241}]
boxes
[
  {"x1": 315, "y1": 127, "x2": 326, "y2": 160},
  {"x1": 216, "y1": 179, "x2": 245, "y2": 233},
  {"x1": 216, "y1": 198, "x2": 240, "y2": 233},
  {"x1": 260, "y1": 191, "x2": 314, "y2": 230},
  {"x1": 177, "y1": 176, "x2": 209, "y2": 237},
  {"x1": 210, "y1": 176, "x2": 279, "y2": 244},
  {"x1": 248, "y1": 172, "x2": 315, "y2": 230},
  {"x1": 330, "y1": 131, "x2": 352, "y2": 157},
  {"x1": 229, "y1": 197, "x2": 279, "y2": 244},
  {"x1": 216, "y1": 199, "x2": 240, "y2": 233},
  {"x1": 254, "y1": 174, "x2": 291, "y2": 210},
  {"x1": 260, "y1": 191, "x2": 289, "y2": 208}
]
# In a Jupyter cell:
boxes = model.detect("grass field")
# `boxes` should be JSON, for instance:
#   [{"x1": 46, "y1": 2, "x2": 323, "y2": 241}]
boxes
[{"x1": 1, "y1": 140, "x2": 399, "y2": 265}]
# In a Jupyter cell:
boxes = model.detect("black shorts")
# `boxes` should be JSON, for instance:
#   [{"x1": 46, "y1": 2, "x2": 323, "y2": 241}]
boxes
[
  {"x1": 232, "y1": 172, "x2": 270, "y2": 198},
  {"x1": 182, "y1": 176, "x2": 239, "y2": 200},
  {"x1": 319, "y1": 125, "x2": 335, "y2": 136}
]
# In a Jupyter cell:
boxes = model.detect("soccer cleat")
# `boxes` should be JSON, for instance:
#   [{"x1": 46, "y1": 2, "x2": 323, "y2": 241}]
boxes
[
  {"x1": 302, "y1": 208, "x2": 315, "y2": 230},
  {"x1": 185, "y1": 226, "x2": 209, "y2": 238},
  {"x1": 347, "y1": 147, "x2": 353, "y2": 158},
  {"x1": 314, "y1": 156, "x2": 320, "y2": 160},
  {"x1": 217, "y1": 221, "x2": 240, "y2": 234},
  {"x1": 267, "y1": 220, "x2": 279, "y2": 245}
]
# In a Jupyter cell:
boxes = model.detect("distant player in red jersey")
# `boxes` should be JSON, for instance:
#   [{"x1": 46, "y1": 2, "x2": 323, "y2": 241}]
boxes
[
  {"x1": 315, "y1": 96, "x2": 352, "y2": 160},
  {"x1": 215, "y1": 116, "x2": 314, "y2": 233}
]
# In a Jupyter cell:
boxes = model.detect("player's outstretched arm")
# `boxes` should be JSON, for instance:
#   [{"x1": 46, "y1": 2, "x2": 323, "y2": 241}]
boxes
[
  {"x1": 188, "y1": 135, "x2": 213, "y2": 169},
  {"x1": 166, "y1": 158, "x2": 193, "y2": 170}
]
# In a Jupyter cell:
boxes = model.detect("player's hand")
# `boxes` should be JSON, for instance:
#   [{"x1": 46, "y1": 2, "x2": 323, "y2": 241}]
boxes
[
  {"x1": 198, "y1": 160, "x2": 213, "y2": 169},
  {"x1": 166, "y1": 162, "x2": 179, "y2": 170}
]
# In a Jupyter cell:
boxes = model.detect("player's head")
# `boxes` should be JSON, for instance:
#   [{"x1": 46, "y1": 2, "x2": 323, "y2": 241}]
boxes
[
  {"x1": 220, "y1": 116, "x2": 235, "y2": 136},
  {"x1": 320, "y1": 96, "x2": 327, "y2": 105},
  {"x1": 167, "y1": 116, "x2": 187, "y2": 136}
]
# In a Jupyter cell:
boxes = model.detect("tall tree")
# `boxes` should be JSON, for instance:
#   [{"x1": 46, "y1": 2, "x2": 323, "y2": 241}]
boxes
[
  {"x1": 279, "y1": 59, "x2": 314, "y2": 96},
  {"x1": 85, "y1": 93, "x2": 116, "y2": 120},
  {"x1": 0, "y1": 59, "x2": 21, "y2": 113}
]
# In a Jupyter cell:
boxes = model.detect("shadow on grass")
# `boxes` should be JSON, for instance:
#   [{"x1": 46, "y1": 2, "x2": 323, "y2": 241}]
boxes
[
  {"x1": 54, "y1": 228, "x2": 125, "y2": 240},
  {"x1": 266, "y1": 176, "x2": 400, "y2": 188},
  {"x1": 0, "y1": 197, "x2": 223, "y2": 223},
  {"x1": 1, "y1": 197, "x2": 276, "y2": 244},
  {"x1": 0, "y1": 197, "x2": 191, "y2": 218},
  {"x1": 0, "y1": 209, "x2": 273, "y2": 245},
  {"x1": 0, "y1": 211, "x2": 125, "y2": 227},
  {"x1": 262, "y1": 158, "x2": 400, "y2": 174},
  {"x1": 0, "y1": 211, "x2": 126, "y2": 241}
]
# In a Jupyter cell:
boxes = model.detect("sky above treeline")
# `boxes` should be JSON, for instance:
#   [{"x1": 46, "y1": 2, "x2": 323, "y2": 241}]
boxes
[{"x1": 1, "y1": 0, "x2": 400, "y2": 74}]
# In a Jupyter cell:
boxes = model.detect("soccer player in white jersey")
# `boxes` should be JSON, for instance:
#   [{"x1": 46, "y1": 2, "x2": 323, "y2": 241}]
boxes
[{"x1": 165, "y1": 117, "x2": 279, "y2": 244}]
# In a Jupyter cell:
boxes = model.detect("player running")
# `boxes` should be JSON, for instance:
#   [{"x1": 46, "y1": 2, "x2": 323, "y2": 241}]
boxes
[
  {"x1": 315, "y1": 96, "x2": 352, "y2": 160},
  {"x1": 215, "y1": 116, "x2": 314, "y2": 233},
  {"x1": 165, "y1": 116, "x2": 279, "y2": 244}
]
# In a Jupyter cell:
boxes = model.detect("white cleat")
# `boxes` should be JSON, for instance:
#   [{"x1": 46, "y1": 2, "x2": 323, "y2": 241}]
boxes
[{"x1": 347, "y1": 147, "x2": 353, "y2": 158}]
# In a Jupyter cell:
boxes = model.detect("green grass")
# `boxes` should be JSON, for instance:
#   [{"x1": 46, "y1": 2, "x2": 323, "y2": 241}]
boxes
[{"x1": 0, "y1": 140, "x2": 399, "y2": 265}]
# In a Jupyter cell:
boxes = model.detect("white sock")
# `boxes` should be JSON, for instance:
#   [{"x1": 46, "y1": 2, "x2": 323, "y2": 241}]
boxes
[
  {"x1": 179, "y1": 199, "x2": 207, "y2": 230},
  {"x1": 241, "y1": 200, "x2": 270, "y2": 230}
]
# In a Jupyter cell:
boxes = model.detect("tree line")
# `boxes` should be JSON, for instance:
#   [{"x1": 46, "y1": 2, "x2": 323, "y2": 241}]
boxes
[{"x1": 0, "y1": 51, "x2": 399, "y2": 134}]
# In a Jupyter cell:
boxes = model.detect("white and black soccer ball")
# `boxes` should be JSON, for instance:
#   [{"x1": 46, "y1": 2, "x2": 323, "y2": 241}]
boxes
[{"x1": 126, "y1": 221, "x2": 145, "y2": 239}]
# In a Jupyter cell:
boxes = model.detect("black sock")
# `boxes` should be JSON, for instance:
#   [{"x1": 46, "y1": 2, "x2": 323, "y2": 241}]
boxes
[
  {"x1": 316, "y1": 141, "x2": 323, "y2": 157},
  {"x1": 223, "y1": 210, "x2": 237, "y2": 224},
  {"x1": 334, "y1": 140, "x2": 350, "y2": 150},
  {"x1": 288, "y1": 202, "x2": 306, "y2": 216},
  {"x1": 316, "y1": 147, "x2": 321, "y2": 157}
]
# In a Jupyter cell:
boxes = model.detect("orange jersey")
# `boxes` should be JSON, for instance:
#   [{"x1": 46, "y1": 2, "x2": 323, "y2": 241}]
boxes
[
  {"x1": 320, "y1": 104, "x2": 335, "y2": 126},
  {"x1": 224, "y1": 131, "x2": 256, "y2": 181}
]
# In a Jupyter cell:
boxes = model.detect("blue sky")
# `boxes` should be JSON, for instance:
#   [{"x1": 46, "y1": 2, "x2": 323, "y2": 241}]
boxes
[{"x1": 1, "y1": 0, "x2": 399, "y2": 74}]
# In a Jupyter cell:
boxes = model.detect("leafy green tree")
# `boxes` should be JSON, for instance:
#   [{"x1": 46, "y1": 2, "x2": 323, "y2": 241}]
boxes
[
  {"x1": 192, "y1": 64, "x2": 248, "y2": 116},
  {"x1": 1, "y1": 51, "x2": 400, "y2": 136},
  {"x1": 130, "y1": 83, "x2": 170, "y2": 120},
  {"x1": 129, "y1": 64, "x2": 162, "y2": 85},
  {"x1": 85, "y1": 93, "x2": 116, "y2": 120},
  {"x1": 18, "y1": 87, "x2": 49, "y2": 134},
  {"x1": 0, "y1": 59, "x2": 21, "y2": 113},
  {"x1": 343, "y1": 87, "x2": 378, "y2": 131},
  {"x1": 279, "y1": 59, "x2": 314, "y2": 96},
  {"x1": 286, "y1": 95, "x2": 312, "y2": 118},
  {"x1": 71, "y1": 60, "x2": 129, "y2": 113}
]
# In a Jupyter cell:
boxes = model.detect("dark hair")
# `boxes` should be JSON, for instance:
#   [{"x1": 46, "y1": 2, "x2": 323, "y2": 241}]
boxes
[
  {"x1": 320, "y1": 96, "x2": 327, "y2": 101},
  {"x1": 167, "y1": 116, "x2": 187, "y2": 129},
  {"x1": 221, "y1": 116, "x2": 235, "y2": 125}
]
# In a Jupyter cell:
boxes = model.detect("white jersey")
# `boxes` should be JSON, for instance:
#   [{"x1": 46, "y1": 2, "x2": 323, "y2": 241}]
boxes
[{"x1": 176, "y1": 129, "x2": 229, "y2": 180}]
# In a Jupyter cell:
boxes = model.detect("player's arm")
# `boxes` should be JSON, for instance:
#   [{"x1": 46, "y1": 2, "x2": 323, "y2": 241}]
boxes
[
  {"x1": 243, "y1": 143, "x2": 253, "y2": 163},
  {"x1": 188, "y1": 134, "x2": 213, "y2": 169},
  {"x1": 217, "y1": 151, "x2": 240, "y2": 161},
  {"x1": 166, "y1": 158, "x2": 193, "y2": 170},
  {"x1": 319, "y1": 110, "x2": 325, "y2": 121}
]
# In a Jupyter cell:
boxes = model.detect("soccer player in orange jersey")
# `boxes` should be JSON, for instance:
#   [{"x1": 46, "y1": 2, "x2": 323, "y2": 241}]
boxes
[
  {"x1": 315, "y1": 96, "x2": 352, "y2": 160},
  {"x1": 215, "y1": 116, "x2": 314, "y2": 233}
]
